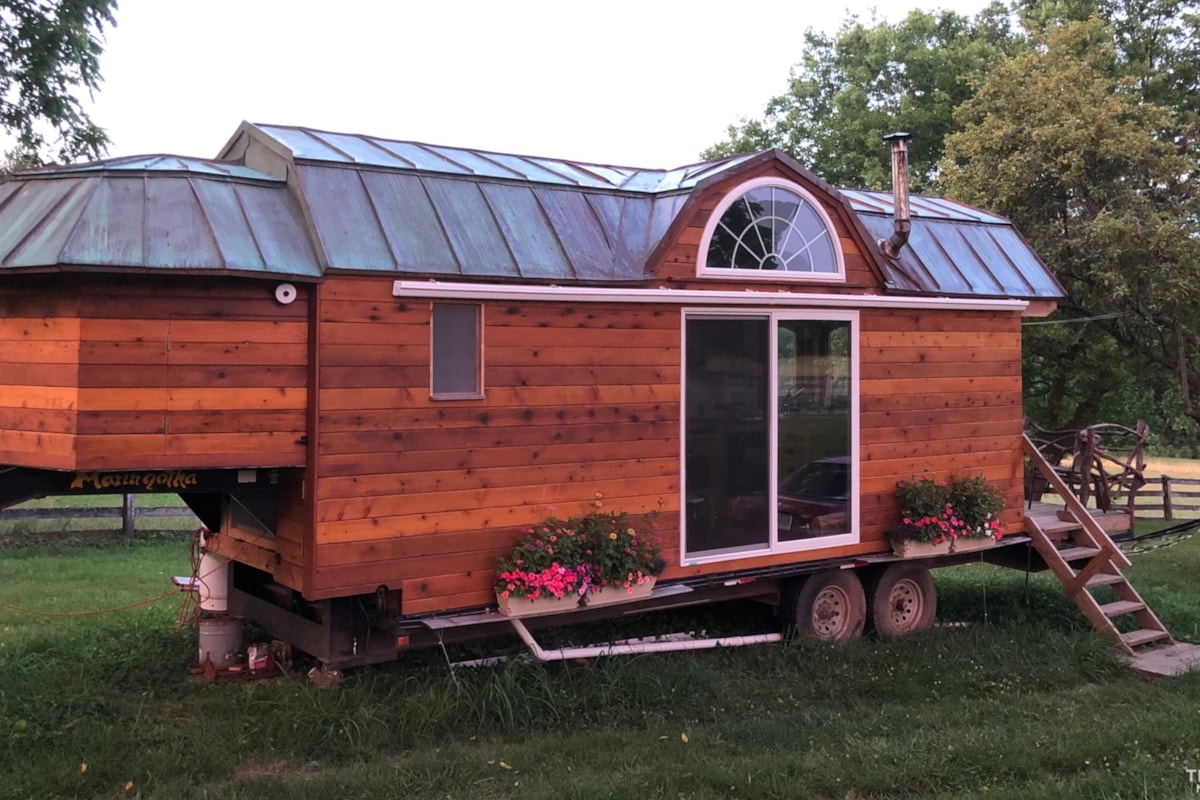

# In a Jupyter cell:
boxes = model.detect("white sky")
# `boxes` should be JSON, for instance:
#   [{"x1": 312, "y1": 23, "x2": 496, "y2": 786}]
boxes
[{"x1": 78, "y1": 0, "x2": 997, "y2": 169}]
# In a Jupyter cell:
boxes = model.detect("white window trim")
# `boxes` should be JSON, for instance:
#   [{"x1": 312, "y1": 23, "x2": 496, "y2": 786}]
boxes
[
  {"x1": 680, "y1": 307, "x2": 860, "y2": 565},
  {"x1": 696, "y1": 177, "x2": 846, "y2": 283},
  {"x1": 430, "y1": 302, "x2": 485, "y2": 400}
]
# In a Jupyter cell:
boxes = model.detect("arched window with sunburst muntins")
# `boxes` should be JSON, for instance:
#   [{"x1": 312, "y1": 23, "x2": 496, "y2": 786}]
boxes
[{"x1": 698, "y1": 177, "x2": 843, "y2": 282}]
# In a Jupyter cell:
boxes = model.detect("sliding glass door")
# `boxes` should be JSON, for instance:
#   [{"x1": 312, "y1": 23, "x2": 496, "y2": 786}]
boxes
[{"x1": 683, "y1": 311, "x2": 857, "y2": 560}]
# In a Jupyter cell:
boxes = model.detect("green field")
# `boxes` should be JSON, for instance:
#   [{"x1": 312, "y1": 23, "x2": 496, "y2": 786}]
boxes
[{"x1": 2, "y1": 530, "x2": 1200, "y2": 799}]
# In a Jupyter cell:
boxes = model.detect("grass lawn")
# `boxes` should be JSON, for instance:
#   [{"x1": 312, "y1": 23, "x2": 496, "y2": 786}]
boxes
[{"x1": 3, "y1": 535, "x2": 1200, "y2": 799}]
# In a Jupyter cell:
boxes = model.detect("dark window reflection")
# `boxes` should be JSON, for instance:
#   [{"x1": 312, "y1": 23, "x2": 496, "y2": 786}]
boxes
[{"x1": 685, "y1": 318, "x2": 770, "y2": 553}]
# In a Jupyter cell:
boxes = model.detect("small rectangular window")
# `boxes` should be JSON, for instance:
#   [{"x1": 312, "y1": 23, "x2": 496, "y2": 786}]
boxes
[{"x1": 431, "y1": 303, "x2": 482, "y2": 398}]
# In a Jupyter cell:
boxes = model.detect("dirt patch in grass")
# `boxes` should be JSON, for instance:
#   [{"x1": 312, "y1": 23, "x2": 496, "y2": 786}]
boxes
[{"x1": 233, "y1": 759, "x2": 303, "y2": 780}]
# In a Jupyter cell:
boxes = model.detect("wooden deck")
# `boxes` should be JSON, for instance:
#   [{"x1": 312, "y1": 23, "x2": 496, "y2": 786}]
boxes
[{"x1": 1025, "y1": 500, "x2": 1132, "y2": 537}]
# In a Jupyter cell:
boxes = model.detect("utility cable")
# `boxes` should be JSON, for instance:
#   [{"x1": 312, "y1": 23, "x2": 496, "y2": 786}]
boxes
[
  {"x1": 1023, "y1": 311, "x2": 1129, "y2": 327},
  {"x1": 0, "y1": 527, "x2": 222, "y2": 623},
  {"x1": 0, "y1": 589, "x2": 181, "y2": 618}
]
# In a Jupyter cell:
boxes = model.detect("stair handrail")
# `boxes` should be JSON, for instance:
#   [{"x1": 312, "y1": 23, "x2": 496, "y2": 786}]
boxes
[{"x1": 1022, "y1": 433, "x2": 1132, "y2": 569}]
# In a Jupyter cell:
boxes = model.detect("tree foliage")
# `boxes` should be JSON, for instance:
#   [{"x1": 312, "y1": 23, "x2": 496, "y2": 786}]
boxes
[
  {"x1": 942, "y1": 14, "x2": 1200, "y2": 430},
  {"x1": 0, "y1": 0, "x2": 117, "y2": 166},
  {"x1": 707, "y1": 1, "x2": 1200, "y2": 445},
  {"x1": 703, "y1": 3, "x2": 1021, "y2": 190}
]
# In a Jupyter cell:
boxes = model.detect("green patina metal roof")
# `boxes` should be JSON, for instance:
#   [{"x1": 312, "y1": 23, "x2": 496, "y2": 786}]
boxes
[
  {"x1": 242, "y1": 123, "x2": 758, "y2": 283},
  {"x1": 842, "y1": 189, "x2": 1065, "y2": 298},
  {"x1": 252, "y1": 123, "x2": 758, "y2": 193},
  {"x1": 0, "y1": 123, "x2": 1064, "y2": 300},
  {"x1": 0, "y1": 155, "x2": 321, "y2": 278}
]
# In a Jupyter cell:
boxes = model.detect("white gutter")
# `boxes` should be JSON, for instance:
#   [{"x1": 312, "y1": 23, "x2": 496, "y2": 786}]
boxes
[
  {"x1": 393, "y1": 279, "x2": 1029, "y2": 312},
  {"x1": 508, "y1": 619, "x2": 783, "y2": 662}
]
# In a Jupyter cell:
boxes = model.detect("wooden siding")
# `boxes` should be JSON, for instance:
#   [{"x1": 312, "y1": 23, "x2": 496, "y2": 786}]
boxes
[
  {"x1": 858, "y1": 309, "x2": 1025, "y2": 536},
  {"x1": 0, "y1": 280, "x2": 80, "y2": 469},
  {"x1": 311, "y1": 277, "x2": 1026, "y2": 614},
  {"x1": 212, "y1": 467, "x2": 309, "y2": 593},
  {"x1": 311, "y1": 278, "x2": 680, "y2": 609},
  {"x1": 72, "y1": 277, "x2": 309, "y2": 470},
  {"x1": 0, "y1": 276, "x2": 310, "y2": 471}
]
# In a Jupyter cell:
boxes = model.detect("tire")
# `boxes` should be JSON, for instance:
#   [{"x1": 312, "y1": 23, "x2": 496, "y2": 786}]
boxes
[
  {"x1": 781, "y1": 570, "x2": 866, "y2": 641},
  {"x1": 868, "y1": 562, "x2": 937, "y2": 641}
]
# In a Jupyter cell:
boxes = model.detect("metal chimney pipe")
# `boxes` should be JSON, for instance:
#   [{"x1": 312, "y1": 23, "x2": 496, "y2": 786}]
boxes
[{"x1": 880, "y1": 132, "x2": 912, "y2": 259}]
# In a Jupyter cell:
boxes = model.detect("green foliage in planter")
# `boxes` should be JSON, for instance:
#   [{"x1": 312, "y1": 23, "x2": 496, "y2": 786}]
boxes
[
  {"x1": 495, "y1": 496, "x2": 665, "y2": 599},
  {"x1": 892, "y1": 474, "x2": 1005, "y2": 544},
  {"x1": 576, "y1": 499, "x2": 665, "y2": 590}
]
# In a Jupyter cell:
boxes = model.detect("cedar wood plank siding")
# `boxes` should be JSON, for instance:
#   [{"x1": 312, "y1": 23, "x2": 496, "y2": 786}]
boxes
[
  {"x1": 69, "y1": 276, "x2": 309, "y2": 470},
  {"x1": 1, "y1": 274, "x2": 312, "y2": 592},
  {"x1": 311, "y1": 279, "x2": 681, "y2": 612},
  {"x1": 0, "y1": 277, "x2": 81, "y2": 469},
  {"x1": 309, "y1": 166, "x2": 1025, "y2": 614}
]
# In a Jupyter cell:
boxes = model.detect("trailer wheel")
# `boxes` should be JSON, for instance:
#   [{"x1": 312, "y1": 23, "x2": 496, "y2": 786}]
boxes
[
  {"x1": 868, "y1": 563, "x2": 936, "y2": 640},
  {"x1": 782, "y1": 570, "x2": 866, "y2": 641}
]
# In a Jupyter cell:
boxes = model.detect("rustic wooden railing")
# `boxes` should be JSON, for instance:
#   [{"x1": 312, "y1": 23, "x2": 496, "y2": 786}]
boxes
[{"x1": 1025, "y1": 420, "x2": 1149, "y2": 514}]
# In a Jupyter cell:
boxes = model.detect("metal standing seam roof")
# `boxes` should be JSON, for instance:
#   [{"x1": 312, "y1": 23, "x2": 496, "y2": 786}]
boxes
[
  {"x1": 288, "y1": 163, "x2": 695, "y2": 281},
  {"x1": 0, "y1": 123, "x2": 1063, "y2": 300},
  {"x1": 247, "y1": 124, "x2": 749, "y2": 282},
  {"x1": 0, "y1": 156, "x2": 322, "y2": 278},
  {"x1": 843, "y1": 189, "x2": 1065, "y2": 299},
  {"x1": 252, "y1": 123, "x2": 759, "y2": 193}
]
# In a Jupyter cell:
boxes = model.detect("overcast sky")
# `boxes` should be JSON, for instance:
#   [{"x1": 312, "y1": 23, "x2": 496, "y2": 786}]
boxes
[{"x1": 76, "y1": 0, "x2": 997, "y2": 169}]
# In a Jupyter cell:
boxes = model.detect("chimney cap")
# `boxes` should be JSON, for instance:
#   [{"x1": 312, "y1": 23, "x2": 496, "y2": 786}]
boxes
[{"x1": 882, "y1": 131, "x2": 912, "y2": 142}]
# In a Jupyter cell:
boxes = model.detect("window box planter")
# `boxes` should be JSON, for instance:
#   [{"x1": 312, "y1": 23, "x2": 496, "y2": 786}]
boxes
[
  {"x1": 890, "y1": 536, "x2": 997, "y2": 559},
  {"x1": 496, "y1": 591, "x2": 582, "y2": 617},
  {"x1": 584, "y1": 577, "x2": 657, "y2": 607}
]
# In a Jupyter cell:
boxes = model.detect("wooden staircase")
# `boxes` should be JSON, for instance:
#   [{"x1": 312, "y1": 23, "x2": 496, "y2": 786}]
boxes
[{"x1": 1022, "y1": 434, "x2": 1173, "y2": 656}]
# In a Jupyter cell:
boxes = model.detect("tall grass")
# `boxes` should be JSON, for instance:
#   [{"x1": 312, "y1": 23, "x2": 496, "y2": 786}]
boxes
[{"x1": 3, "y1": 536, "x2": 1200, "y2": 798}]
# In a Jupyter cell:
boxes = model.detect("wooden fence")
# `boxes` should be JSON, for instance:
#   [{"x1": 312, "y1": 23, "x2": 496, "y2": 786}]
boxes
[
  {"x1": 0, "y1": 496, "x2": 198, "y2": 536},
  {"x1": 1128, "y1": 476, "x2": 1200, "y2": 520}
]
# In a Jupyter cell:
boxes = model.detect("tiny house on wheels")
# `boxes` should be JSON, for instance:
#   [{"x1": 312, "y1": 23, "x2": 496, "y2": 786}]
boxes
[{"x1": 1, "y1": 123, "x2": 1183, "y2": 673}]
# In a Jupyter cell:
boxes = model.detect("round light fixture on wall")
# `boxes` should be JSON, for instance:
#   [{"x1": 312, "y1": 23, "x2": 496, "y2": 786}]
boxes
[{"x1": 274, "y1": 283, "x2": 297, "y2": 305}]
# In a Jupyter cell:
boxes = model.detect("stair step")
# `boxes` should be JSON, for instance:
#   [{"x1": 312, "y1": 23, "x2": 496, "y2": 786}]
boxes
[
  {"x1": 1121, "y1": 629, "x2": 1171, "y2": 649},
  {"x1": 1085, "y1": 572, "x2": 1125, "y2": 589},
  {"x1": 1099, "y1": 600, "x2": 1145, "y2": 618},
  {"x1": 1057, "y1": 546, "x2": 1101, "y2": 562},
  {"x1": 1035, "y1": 515, "x2": 1083, "y2": 538}
]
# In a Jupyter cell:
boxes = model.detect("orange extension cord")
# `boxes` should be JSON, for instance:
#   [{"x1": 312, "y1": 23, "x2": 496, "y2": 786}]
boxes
[{"x1": 0, "y1": 527, "x2": 217, "y2": 634}]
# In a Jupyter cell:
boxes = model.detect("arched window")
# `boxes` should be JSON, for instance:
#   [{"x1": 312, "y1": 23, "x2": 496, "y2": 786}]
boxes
[{"x1": 698, "y1": 178, "x2": 843, "y2": 281}]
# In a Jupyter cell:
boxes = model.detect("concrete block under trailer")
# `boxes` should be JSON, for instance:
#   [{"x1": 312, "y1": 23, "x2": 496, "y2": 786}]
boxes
[{"x1": 2, "y1": 464, "x2": 1029, "y2": 670}]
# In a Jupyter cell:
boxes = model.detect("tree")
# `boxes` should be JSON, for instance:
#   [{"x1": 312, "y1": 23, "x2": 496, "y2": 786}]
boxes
[
  {"x1": 703, "y1": 3, "x2": 1022, "y2": 190},
  {"x1": 0, "y1": 0, "x2": 118, "y2": 166},
  {"x1": 942, "y1": 17, "x2": 1200, "y2": 429}
]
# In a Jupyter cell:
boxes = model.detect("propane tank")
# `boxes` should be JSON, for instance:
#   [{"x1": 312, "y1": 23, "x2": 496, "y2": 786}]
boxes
[{"x1": 197, "y1": 550, "x2": 230, "y2": 613}]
